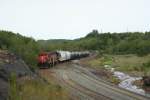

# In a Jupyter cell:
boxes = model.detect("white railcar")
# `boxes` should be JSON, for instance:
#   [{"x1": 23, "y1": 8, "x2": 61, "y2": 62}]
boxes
[
  {"x1": 57, "y1": 50, "x2": 90, "y2": 61},
  {"x1": 57, "y1": 51, "x2": 71, "y2": 61}
]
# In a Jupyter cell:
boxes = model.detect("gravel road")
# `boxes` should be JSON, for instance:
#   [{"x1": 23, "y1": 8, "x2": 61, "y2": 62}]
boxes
[{"x1": 39, "y1": 62, "x2": 149, "y2": 100}]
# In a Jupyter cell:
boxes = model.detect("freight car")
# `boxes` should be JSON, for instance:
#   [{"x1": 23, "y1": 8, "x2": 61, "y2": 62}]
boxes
[
  {"x1": 37, "y1": 51, "x2": 89, "y2": 68},
  {"x1": 57, "y1": 51, "x2": 71, "y2": 62},
  {"x1": 57, "y1": 51, "x2": 90, "y2": 61}
]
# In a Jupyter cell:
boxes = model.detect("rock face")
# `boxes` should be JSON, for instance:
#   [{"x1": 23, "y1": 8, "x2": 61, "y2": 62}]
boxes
[{"x1": 0, "y1": 50, "x2": 32, "y2": 100}]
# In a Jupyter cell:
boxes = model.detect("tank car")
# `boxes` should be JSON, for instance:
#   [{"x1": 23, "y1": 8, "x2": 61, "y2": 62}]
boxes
[{"x1": 57, "y1": 51, "x2": 71, "y2": 61}]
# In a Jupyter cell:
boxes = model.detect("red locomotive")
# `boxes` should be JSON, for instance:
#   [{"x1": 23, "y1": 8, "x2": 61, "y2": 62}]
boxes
[{"x1": 37, "y1": 52, "x2": 60, "y2": 68}]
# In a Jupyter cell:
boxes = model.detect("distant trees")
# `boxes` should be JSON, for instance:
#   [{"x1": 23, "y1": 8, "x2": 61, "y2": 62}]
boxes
[
  {"x1": 86, "y1": 30, "x2": 99, "y2": 38},
  {"x1": 80, "y1": 30, "x2": 150, "y2": 56},
  {"x1": 38, "y1": 30, "x2": 150, "y2": 56}
]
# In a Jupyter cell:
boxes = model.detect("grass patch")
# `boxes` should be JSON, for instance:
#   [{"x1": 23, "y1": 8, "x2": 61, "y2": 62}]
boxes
[
  {"x1": 87, "y1": 54, "x2": 150, "y2": 76},
  {"x1": 87, "y1": 58, "x2": 104, "y2": 69},
  {"x1": 9, "y1": 73, "x2": 20, "y2": 100},
  {"x1": 111, "y1": 54, "x2": 150, "y2": 76},
  {"x1": 87, "y1": 55, "x2": 113, "y2": 69},
  {"x1": 112, "y1": 54, "x2": 150, "y2": 67},
  {"x1": 9, "y1": 75, "x2": 68, "y2": 100},
  {"x1": 102, "y1": 55, "x2": 113, "y2": 65},
  {"x1": 19, "y1": 79, "x2": 68, "y2": 100},
  {"x1": 109, "y1": 76, "x2": 120, "y2": 85},
  {"x1": 88, "y1": 58, "x2": 103, "y2": 66}
]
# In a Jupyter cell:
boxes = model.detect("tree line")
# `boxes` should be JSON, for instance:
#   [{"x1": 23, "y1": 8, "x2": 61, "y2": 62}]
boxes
[{"x1": 39, "y1": 30, "x2": 150, "y2": 56}]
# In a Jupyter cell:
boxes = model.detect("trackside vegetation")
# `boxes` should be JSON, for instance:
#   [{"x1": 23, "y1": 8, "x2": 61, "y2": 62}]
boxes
[
  {"x1": 9, "y1": 73, "x2": 20, "y2": 100},
  {"x1": 87, "y1": 54, "x2": 150, "y2": 76},
  {"x1": 0, "y1": 30, "x2": 40, "y2": 70},
  {"x1": 9, "y1": 73, "x2": 68, "y2": 100}
]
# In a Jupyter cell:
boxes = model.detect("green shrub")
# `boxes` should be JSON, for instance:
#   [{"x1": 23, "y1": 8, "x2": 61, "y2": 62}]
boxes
[{"x1": 9, "y1": 73, "x2": 20, "y2": 100}]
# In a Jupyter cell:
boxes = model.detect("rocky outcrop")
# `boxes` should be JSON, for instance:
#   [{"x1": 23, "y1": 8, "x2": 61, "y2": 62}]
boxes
[{"x1": 0, "y1": 50, "x2": 32, "y2": 100}]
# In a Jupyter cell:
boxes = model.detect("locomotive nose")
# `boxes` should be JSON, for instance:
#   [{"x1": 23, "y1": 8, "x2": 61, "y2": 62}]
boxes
[{"x1": 38, "y1": 54, "x2": 47, "y2": 64}]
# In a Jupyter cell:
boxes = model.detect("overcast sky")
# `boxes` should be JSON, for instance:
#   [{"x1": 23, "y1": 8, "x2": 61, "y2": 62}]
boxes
[{"x1": 0, "y1": 0, "x2": 149, "y2": 40}]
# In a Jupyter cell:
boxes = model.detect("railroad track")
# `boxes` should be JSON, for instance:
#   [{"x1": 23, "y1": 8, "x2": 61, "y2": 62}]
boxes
[
  {"x1": 68, "y1": 64, "x2": 149, "y2": 100},
  {"x1": 38, "y1": 63, "x2": 149, "y2": 100},
  {"x1": 39, "y1": 68, "x2": 111, "y2": 100},
  {"x1": 61, "y1": 70, "x2": 112, "y2": 100}
]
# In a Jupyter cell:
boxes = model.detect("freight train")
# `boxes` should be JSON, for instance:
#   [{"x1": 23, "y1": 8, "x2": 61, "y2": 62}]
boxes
[{"x1": 37, "y1": 51, "x2": 90, "y2": 68}]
